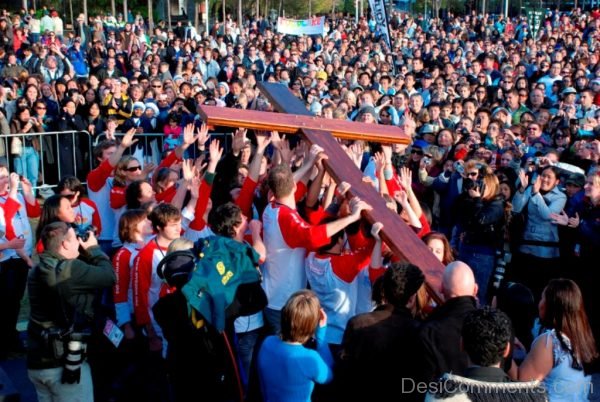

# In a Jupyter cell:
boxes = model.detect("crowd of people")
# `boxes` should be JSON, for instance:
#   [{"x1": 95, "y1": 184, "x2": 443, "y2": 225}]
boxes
[{"x1": 0, "y1": 3, "x2": 599, "y2": 402}]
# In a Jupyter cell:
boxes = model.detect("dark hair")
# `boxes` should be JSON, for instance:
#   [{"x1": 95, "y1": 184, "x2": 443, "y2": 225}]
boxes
[
  {"x1": 125, "y1": 180, "x2": 146, "y2": 209},
  {"x1": 36, "y1": 194, "x2": 71, "y2": 241},
  {"x1": 496, "y1": 282, "x2": 536, "y2": 350},
  {"x1": 208, "y1": 202, "x2": 242, "y2": 239},
  {"x1": 40, "y1": 221, "x2": 71, "y2": 253},
  {"x1": 55, "y1": 175, "x2": 83, "y2": 195},
  {"x1": 92, "y1": 139, "x2": 118, "y2": 165},
  {"x1": 149, "y1": 203, "x2": 181, "y2": 231},
  {"x1": 462, "y1": 307, "x2": 513, "y2": 367},
  {"x1": 541, "y1": 279, "x2": 598, "y2": 365},
  {"x1": 382, "y1": 262, "x2": 425, "y2": 307}
]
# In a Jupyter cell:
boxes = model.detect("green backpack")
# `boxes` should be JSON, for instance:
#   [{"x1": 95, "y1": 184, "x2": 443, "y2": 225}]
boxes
[{"x1": 181, "y1": 236, "x2": 266, "y2": 332}]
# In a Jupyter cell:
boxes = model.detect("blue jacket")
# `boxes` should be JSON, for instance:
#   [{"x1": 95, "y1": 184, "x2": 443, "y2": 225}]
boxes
[{"x1": 512, "y1": 186, "x2": 566, "y2": 258}]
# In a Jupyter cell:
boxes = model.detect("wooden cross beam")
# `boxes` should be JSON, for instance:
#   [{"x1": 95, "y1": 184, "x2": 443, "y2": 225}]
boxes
[
  {"x1": 197, "y1": 106, "x2": 409, "y2": 144},
  {"x1": 199, "y1": 83, "x2": 444, "y2": 302}
]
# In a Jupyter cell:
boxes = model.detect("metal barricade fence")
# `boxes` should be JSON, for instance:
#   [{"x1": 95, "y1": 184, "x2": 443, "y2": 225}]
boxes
[
  {"x1": 0, "y1": 131, "x2": 93, "y2": 191},
  {"x1": 0, "y1": 131, "x2": 234, "y2": 193},
  {"x1": 94, "y1": 132, "x2": 235, "y2": 165}
]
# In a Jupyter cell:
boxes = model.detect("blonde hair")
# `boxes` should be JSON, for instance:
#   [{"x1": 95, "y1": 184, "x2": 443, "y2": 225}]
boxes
[
  {"x1": 280, "y1": 290, "x2": 321, "y2": 344},
  {"x1": 114, "y1": 155, "x2": 139, "y2": 187}
]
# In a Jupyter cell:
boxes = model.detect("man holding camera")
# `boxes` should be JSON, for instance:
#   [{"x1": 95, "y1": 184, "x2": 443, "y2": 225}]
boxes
[{"x1": 26, "y1": 222, "x2": 115, "y2": 401}]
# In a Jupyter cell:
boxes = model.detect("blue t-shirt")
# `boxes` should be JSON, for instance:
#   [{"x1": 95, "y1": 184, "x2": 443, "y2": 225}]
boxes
[{"x1": 258, "y1": 326, "x2": 334, "y2": 402}]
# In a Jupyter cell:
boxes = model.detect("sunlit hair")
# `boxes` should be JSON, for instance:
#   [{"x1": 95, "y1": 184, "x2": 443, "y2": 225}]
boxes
[
  {"x1": 114, "y1": 155, "x2": 140, "y2": 187},
  {"x1": 541, "y1": 279, "x2": 598, "y2": 365},
  {"x1": 280, "y1": 290, "x2": 321, "y2": 344}
]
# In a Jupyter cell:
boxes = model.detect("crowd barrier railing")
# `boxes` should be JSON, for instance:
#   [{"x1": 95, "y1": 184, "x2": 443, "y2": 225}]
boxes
[
  {"x1": 0, "y1": 130, "x2": 93, "y2": 191},
  {"x1": 0, "y1": 131, "x2": 234, "y2": 193}
]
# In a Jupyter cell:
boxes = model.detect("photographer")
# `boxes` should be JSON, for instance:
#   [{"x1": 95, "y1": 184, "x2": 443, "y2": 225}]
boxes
[
  {"x1": 454, "y1": 160, "x2": 506, "y2": 304},
  {"x1": 27, "y1": 221, "x2": 115, "y2": 401}
]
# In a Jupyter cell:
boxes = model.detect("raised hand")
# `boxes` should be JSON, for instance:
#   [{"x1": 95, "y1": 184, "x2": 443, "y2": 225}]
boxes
[
  {"x1": 399, "y1": 167, "x2": 412, "y2": 191},
  {"x1": 196, "y1": 123, "x2": 210, "y2": 149},
  {"x1": 256, "y1": 130, "x2": 272, "y2": 152},
  {"x1": 232, "y1": 128, "x2": 247, "y2": 155},
  {"x1": 9, "y1": 172, "x2": 19, "y2": 190},
  {"x1": 207, "y1": 139, "x2": 223, "y2": 172},
  {"x1": 518, "y1": 169, "x2": 529, "y2": 191},
  {"x1": 393, "y1": 190, "x2": 409, "y2": 206},
  {"x1": 181, "y1": 159, "x2": 195, "y2": 182},
  {"x1": 270, "y1": 131, "x2": 285, "y2": 149},
  {"x1": 371, "y1": 222, "x2": 384, "y2": 240},
  {"x1": 20, "y1": 176, "x2": 34, "y2": 195},
  {"x1": 120, "y1": 128, "x2": 138, "y2": 149},
  {"x1": 278, "y1": 138, "x2": 293, "y2": 165},
  {"x1": 182, "y1": 123, "x2": 199, "y2": 147},
  {"x1": 349, "y1": 142, "x2": 364, "y2": 168},
  {"x1": 373, "y1": 152, "x2": 386, "y2": 172},
  {"x1": 532, "y1": 174, "x2": 541, "y2": 195}
]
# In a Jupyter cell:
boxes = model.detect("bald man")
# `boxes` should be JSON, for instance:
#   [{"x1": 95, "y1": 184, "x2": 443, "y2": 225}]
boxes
[{"x1": 416, "y1": 261, "x2": 478, "y2": 386}]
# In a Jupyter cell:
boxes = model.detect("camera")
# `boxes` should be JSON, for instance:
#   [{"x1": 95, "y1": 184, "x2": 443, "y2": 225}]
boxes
[
  {"x1": 454, "y1": 161, "x2": 465, "y2": 175},
  {"x1": 74, "y1": 225, "x2": 95, "y2": 242},
  {"x1": 463, "y1": 178, "x2": 484, "y2": 194},
  {"x1": 423, "y1": 156, "x2": 432, "y2": 166},
  {"x1": 61, "y1": 330, "x2": 91, "y2": 385}
]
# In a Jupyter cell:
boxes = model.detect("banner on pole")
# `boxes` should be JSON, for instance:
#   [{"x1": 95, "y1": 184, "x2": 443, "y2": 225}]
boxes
[
  {"x1": 276, "y1": 16, "x2": 325, "y2": 36},
  {"x1": 367, "y1": 0, "x2": 392, "y2": 52},
  {"x1": 368, "y1": 0, "x2": 395, "y2": 74}
]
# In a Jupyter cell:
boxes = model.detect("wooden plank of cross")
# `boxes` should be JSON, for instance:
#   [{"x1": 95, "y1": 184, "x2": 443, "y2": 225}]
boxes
[{"x1": 198, "y1": 82, "x2": 444, "y2": 302}]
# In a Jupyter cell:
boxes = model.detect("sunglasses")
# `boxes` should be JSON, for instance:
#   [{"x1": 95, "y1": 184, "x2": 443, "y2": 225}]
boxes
[
  {"x1": 124, "y1": 165, "x2": 142, "y2": 172},
  {"x1": 411, "y1": 149, "x2": 424, "y2": 155},
  {"x1": 64, "y1": 193, "x2": 78, "y2": 200},
  {"x1": 467, "y1": 172, "x2": 478, "y2": 177},
  {"x1": 152, "y1": 85, "x2": 162, "y2": 88}
]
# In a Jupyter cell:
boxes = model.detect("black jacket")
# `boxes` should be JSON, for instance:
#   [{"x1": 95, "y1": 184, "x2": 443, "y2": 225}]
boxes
[
  {"x1": 417, "y1": 296, "x2": 478, "y2": 383},
  {"x1": 455, "y1": 194, "x2": 506, "y2": 247},
  {"x1": 338, "y1": 304, "x2": 422, "y2": 401},
  {"x1": 26, "y1": 247, "x2": 115, "y2": 369}
]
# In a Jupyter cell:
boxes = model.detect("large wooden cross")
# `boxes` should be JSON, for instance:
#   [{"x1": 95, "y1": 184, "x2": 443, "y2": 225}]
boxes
[{"x1": 199, "y1": 82, "x2": 444, "y2": 302}]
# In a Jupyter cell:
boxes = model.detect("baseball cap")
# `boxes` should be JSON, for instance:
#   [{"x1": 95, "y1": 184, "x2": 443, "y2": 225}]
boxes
[
  {"x1": 562, "y1": 87, "x2": 577, "y2": 96},
  {"x1": 316, "y1": 71, "x2": 328, "y2": 81},
  {"x1": 565, "y1": 173, "x2": 585, "y2": 188}
]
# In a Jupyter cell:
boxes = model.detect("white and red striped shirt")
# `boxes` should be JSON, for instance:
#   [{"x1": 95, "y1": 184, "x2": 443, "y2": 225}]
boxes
[
  {"x1": 0, "y1": 193, "x2": 40, "y2": 260},
  {"x1": 132, "y1": 237, "x2": 174, "y2": 330},
  {"x1": 112, "y1": 243, "x2": 140, "y2": 327},
  {"x1": 87, "y1": 159, "x2": 115, "y2": 241},
  {"x1": 261, "y1": 202, "x2": 330, "y2": 310}
]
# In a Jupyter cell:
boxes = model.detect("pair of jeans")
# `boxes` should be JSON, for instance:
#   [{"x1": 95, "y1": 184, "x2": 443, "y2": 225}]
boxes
[
  {"x1": 458, "y1": 243, "x2": 496, "y2": 305},
  {"x1": 28, "y1": 362, "x2": 93, "y2": 402},
  {"x1": 13, "y1": 145, "x2": 39, "y2": 193}
]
